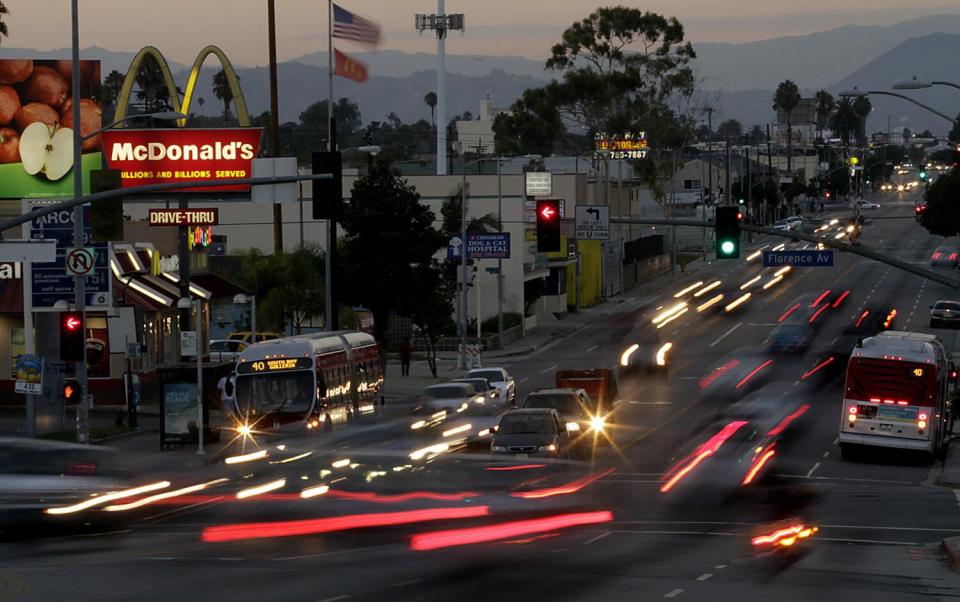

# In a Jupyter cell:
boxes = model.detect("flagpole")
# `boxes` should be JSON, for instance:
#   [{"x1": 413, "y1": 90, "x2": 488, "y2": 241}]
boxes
[
  {"x1": 327, "y1": 0, "x2": 335, "y2": 153},
  {"x1": 325, "y1": 0, "x2": 337, "y2": 332}
]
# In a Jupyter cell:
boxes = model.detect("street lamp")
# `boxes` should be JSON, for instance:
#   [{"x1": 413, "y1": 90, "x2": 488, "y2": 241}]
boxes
[
  {"x1": 178, "y1": 296, "x2": 204, "y2": 455},
  {"x1": 233, "y1": 293, "x2": 256, "y2": 343},
  {"x1": 892, "y1": 76, "x2": 960, "y2": 92},
  {"x1": 839, "y1": 88, "x2": 959, "y2": 125}
]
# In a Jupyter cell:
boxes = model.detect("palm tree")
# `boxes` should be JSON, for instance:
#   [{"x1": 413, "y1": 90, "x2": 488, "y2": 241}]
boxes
[
  {"x1": 773, "y1": 80, "x2": 801, "y2": 177},
  {"x1": 212, "y1": 69, "x2": 234, "y2": 126},
  {"x1": 197, "y1": 96, "x2": 205, "y2": 116},
  {"x1": 0, "y1": 2, "x2": 9, "y2": 45},
  {"x1": 100, "y1": 69, "x2": 126, "y2": 122},
  {"x1": 814, "y1": 89, "x2": 834, "y2": 140},
  {"x1": 851, "y1": 96, "x2": 872, "y2": 146},
  {"x1": 135, "y1": 54, "x2": 169, "y2": 112},
  {"x1": 829, "y1": 97, "x2": 859, "y2": 147},
  {"x1": 424, "y1": 91, "x2": 437, "y2": 128}
]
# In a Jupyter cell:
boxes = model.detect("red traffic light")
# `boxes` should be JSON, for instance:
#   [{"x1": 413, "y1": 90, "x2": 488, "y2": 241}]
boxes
[
  {"x1": 737, "y1": 212, "x2": 743, "y2": 221},
  {"x1": 63, "y1": 380, "x2": 79, "y2": 401},
  {"x1": 540, "y1": 204, "x2": 557, "y2": 220},
  {"x1": 64, "y1": 315, "x2": 81, "y2": 330}
]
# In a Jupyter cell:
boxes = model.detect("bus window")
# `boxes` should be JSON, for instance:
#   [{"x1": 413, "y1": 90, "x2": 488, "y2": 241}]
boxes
[{"x1": 845, "y1": 358, "x2": 937, "y2": 405}]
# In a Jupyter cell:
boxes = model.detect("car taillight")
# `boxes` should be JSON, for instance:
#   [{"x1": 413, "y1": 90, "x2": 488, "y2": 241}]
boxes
[
  {"x1": 950, "y1": 253, "x2": 957, "y2": 261},
  {"x1": 919, "y1": 413, "x2": 927, "y2": 421},
  {"x1": 67, "y1": 461, "x2": 97, "y2": 476},
  {"x1": 848, "y1": 406, "x2": 857, "y2": 414},
  {"x1": 933, "y1": 252, "x2": 942, "y2": 259}
]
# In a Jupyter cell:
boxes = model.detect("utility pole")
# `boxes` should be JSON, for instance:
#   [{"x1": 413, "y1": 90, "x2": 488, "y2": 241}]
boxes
[
  {"x1": 70, "y1": 0, "x2": 89, "y2": 443},
  {"x1": 705, "y1": 107, "x2": 714, "y2": 206},
  {"x1": 724, "y1": 139, "x2": 731, "y2": 207},
  {"x1": 766, "y1": 124, "x2": 774, "y2": 221},
  {"x1": 268, "y1": 0, "x2": 283, "y2": 254},
  {"x1": 415, "y1": 3, "x2": 464, "y2": 176}
]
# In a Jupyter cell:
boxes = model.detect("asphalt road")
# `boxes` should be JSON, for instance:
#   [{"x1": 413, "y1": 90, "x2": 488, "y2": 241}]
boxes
[{"x1": 2, "y1": 192, "x2": 960, "y2": 601}]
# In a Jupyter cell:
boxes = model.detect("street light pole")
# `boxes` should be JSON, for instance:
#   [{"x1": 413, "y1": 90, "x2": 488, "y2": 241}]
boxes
[
  {"x1": 70, "y1": 0, "x2": 89, "y2": 443},
  {"x1": 460, "y1": 168, "x2": 469, "y2": 370},
  {"x1": 496, "y1": 157, "x2": 504, "y2": 346}
]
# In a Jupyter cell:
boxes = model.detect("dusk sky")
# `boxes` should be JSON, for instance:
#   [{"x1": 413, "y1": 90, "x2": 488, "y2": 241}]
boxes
[{"x1": 4, "y1": 0, "x2": 960, "y2": 66}]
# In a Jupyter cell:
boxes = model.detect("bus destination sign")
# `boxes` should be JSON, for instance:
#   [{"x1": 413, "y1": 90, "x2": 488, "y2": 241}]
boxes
[{"x1": 237, "y1": 357, "x2": 312, "y2": 374}]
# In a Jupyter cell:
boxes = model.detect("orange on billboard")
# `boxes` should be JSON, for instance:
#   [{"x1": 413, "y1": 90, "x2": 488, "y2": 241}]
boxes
[{"x1": 0, "y1": 59, "x2": 102, "y2": 199}]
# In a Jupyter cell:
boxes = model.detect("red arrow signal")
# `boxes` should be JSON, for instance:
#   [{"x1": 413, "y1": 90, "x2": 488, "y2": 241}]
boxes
[
  {"x1": 540, "y1": 205, "x2": 556, "y2": 220},
  {"x1": 65, "y1": 316, "x2": 81, "y2": 330}
]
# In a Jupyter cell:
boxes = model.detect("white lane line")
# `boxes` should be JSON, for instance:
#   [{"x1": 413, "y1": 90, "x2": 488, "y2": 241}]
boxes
[
  {"x1": 629, "y1": 400, "x2": 671, "y2": 405},
  {"x1": 539, "y1": 365, "x2": 557, "y2": 374},
  {"x1": 393, "y1": 579, "x2": 423, "y2": 587},
  {"x1": 696, "y1": 573, "x2": 713, "y2": 581},
  {"x1": 585, "y1": 344, "x2": 598, "y2": 353},
  {"x1": 664, "y1": 589, "x2": 685, "y2": 598},
  {"x1": 583, "y1": 531, "x2": 612, "y2": 545},
  {"x1": 709, "y1": 322, "x2": 742, "y2": 347},
  {"x1": 714, "y1": 564, "x2": 727, "y2": 570},
  {"x1": 806, "y1": 462, "x2": 821, "y2": 477},
  {"x1": 954, "y1": 490, "x2": 960, "y2": 509},
  {"x1": 316, "y1": 596, "x2": 352, "y2": 602},
  {"x1": 519, "y1": 377, "x2": 529, "y2": 383},
  {"x1": 792, "y1": 380, "x2": 800, "y2": 386},
  {"x1": 833, "y1": 438, "x2": 839, "y2": 445},
  {"x1": 822, "y1": 451, "x2": 830, "y2": 458}
]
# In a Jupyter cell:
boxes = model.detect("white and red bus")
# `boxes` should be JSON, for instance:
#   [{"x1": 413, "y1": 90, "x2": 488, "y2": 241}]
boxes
[
  {"x1": 233, "y1": 331, "x2": 382, "y2": 432},
  {"x1": 839, "y1": 331, "x2": 951, "y2": 459}
]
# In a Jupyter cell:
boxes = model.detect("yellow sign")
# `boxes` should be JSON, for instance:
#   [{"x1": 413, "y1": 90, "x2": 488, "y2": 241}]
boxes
[
  {"x1": 594, "y1": 131, "x2": 649, "y2": 159},
  {"x1": 849, "y1": 157, "x2": 860, "y2": 165},
  {"x1": 251, "y1": 358, "x2": 300, "y2": 372},
  {"x1": 912, "y1": 368, "x2": 924, "y2": 377}
]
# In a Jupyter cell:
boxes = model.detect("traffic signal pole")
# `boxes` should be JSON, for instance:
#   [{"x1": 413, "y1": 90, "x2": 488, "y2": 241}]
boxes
[{"x1": 70, "y1": 1, "x2": 89, "y2": 443}]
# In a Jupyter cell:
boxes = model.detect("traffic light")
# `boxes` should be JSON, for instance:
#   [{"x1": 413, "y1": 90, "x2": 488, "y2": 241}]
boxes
[
  {"x1": 715, "y1": 206, "x2": 740, "y2": 259},
  {"x1": 919, "y1": 165, "x2": 927, "y2": 180},
  {"x1": 62, "y1": 380, "x2": 79, "y2": 403},
  {"x1": 312, "y1": 151, "x2": 343, "y2": 220},
  {"x1": 88, "y1": 168, "x2": 124, "y2": 242},
  {"x1": 60, "y1": 311, "x2": 84, "y2": 362},
  {"x1": 535, "y1": 199, "x2": 561, "y2": 252}
]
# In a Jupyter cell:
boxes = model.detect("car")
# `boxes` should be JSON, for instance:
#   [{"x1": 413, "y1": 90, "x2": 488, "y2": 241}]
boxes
[
  {"x1": 416, "y1": 383, "x2": 485, "y2": 414},
  {"x1": 521, "y1": 388, "x2": 607, "y2": 434},
  {"x1": 490, "y1": 408, "x2": 570, "y2": 458},
  {"x1": 930, "y1": 245, "x2": 959, "y2": 267},
  {"x1": 851, "y1": 200, "x2": 880, "y2": 210},
  {"x1": 773, "y1": 220, "x2": 792, "y2": 231},
  {"x1": 784, "y1": 216, "x2": 803, "y2": 229},
  {"x1": 930, "y1": 300, "x2": 960, "y2": 328},
  {"x1": 208, "y1": 339, "x2": 248, "y2": 363},
  {"x1": 466, "y1": 367, "x2": 516, "y2": 405},
  {"x1": 915, "y1": 202, "x2": 927, "y2": 221},
  {"x1": 226, "y1": 331, "x2": 282, "y2": 344},
  {"x1": 764, "y1": 323, "x2": 813, "y2": 354},
  {"x1": 620, "y1": 327, "x2": 672, "y2": 374},
  {"x1": 451, "y1": 377, "x2": 500, "y2": 407}
]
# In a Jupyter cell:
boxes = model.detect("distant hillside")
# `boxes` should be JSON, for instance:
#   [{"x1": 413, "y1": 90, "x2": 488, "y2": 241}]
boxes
[
  {"x1": 693, "y1": 13, "x2": 960, "y2": 91},
  {"x1": 287, "y1": 49, "x2": 551, "y2": 81},
  {"x1": 0, "y1": 45, "x2": 185, "y2": 76}
]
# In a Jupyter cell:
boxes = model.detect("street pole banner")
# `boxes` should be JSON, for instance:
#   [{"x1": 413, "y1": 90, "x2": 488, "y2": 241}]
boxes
[{"x1": 14, "y1": 354, "x2": 43, "y2": 395}]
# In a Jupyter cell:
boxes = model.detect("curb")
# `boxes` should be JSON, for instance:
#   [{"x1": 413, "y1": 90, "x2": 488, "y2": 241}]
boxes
[
  {"x1": 92, "y1": 427, "x2": 156, "y2": 444},
  {"x1": 943, "y1": 536, "x2": 960, "y2": 572}
]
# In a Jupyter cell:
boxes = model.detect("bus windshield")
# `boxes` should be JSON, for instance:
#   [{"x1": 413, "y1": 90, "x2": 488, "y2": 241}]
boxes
[
  {"x1": 844, "y1": 357, "x2": 937, "y2": 406},
  {"x1": 235, "y1": 370, "x2": 315, "y2": 415}
]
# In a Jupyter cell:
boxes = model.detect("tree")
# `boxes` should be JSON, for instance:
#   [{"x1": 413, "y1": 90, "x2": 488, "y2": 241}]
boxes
[
  {"x1": 339, "y1": 157, "x2": 451, "y2": 376},
  {"x1": 949, "y1": 115, "x2": 960, "y2": 143},
  {"x1": 238, "y1": 245, "x2": 326, "y2": 334},
  {"x1": 773, "y1": 79, "x2": 801, "y2": 176},
  {"x1": 716, "y1": 119, "x2": 742, "y2": 140},
  {"x1": 0, "y1": 2, "x2": 8, "y2": 45},
  {"x1": 920, "y1": 167, "x2": 960, "y2": 237},
  {"x1": 212, "y1": 69, "x2": 234, "y2": 126},
  {"x1": 814, "y1": 89, "x2": 834, "y2": 138},
  {"x1": 492, "y1": 84, "x2": 565, "y2": 156},
  {"x1": 134, "y1": 54, "x2": 173, "y2": 113},
  {"x1": 851, "y1": 96, "x2": 872, "y2": 145},
  {"x1": 424, "y1": 91, "x2": 437, "y2": 127},
  {"x1": 197, "y1": 96, "x2": 205, "y2": 116},
  {"x1": 748, "y1": 124, "x2": 766, "y2": 144},
  {"x1": 829, "y1": 97, "x2": 859, "y2": 146},
  {"x1": 441, "y1": 185, "x2": 500, "y2": 236},
  {"x1": 99, "y1": 69, "x2": 125, "y2": 122}
]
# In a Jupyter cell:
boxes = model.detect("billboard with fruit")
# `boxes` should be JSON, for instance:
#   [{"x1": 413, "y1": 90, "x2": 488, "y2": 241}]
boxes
[{"x1": 0, "y1": 59, "x2": 102, "y2": 199}]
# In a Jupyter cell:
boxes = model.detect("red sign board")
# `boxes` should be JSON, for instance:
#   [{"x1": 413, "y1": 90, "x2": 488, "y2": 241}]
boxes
[
  {"x1": 148, "y1": 208, "x2": 219, "y2": 226},
  {"x1": 101, "y1": 128, "x2": 263, "y2": 193}
]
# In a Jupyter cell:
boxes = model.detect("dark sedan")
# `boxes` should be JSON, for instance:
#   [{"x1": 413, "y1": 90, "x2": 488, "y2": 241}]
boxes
[{"x1": 764, "y1": 323, "x2": 813, "y2": 354}]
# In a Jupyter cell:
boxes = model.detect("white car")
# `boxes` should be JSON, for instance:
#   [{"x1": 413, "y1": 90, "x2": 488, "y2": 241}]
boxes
[
  {"x1": 208, "y1": 339, "x2": 248, "y2": 363},
  {"x1": 784, "y1": 216, "x2": 803, "y2": 229},
  {"x1": 467, "y1": 367, "x2": 517, "y2": 405},
  {"x1": 851, "y1": 200, "x2": 880, "y2": 210},
  {"x1": 773, "y1": 220, "x2": 792, "y2": 231},
  {"x1": 417, "y1": 383, "x2": 486, "y2": 413}
]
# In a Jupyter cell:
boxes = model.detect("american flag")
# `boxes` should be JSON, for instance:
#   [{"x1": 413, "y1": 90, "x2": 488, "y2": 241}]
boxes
[{"x1": 333, "y1": 4, "x2": 382, "y2": 47}]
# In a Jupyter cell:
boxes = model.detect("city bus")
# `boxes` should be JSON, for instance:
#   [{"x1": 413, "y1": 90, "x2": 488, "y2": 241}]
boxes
[
  {"x1": 839, "y1": 331, "x2": 951, "y2": 459},
  {"x1": 232, "y1": 331, "x2": 383, "y2": 432}
]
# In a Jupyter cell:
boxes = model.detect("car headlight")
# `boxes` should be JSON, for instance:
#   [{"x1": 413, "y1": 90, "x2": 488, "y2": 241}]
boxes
[
  {"x1": 566, "y1": 421, "x2": 580, "y2": 432},
  {"x1": 491, "y1": 445, "x2": 507, "y2": 452},
  {"x1": 537, "y1": 444, "x2": 558, "y2": 452},
  {"x1": 590, "y1": 416, "x2": 606, "y2": 432}
]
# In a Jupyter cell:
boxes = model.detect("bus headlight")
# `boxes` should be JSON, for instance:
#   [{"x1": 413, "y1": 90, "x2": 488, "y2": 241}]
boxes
[
  {"x1": 237, "y1": 423, "x2": 252, "y2": 436},
  {"x1": 590, "y1": 416, "x2": 606, "y2": 432},
  {"x1": 566, "y1": 421, "x2": 580, "y2": 432}
]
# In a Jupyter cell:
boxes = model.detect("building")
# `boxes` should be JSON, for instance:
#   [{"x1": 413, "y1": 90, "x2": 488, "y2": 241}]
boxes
[
  {"x1": 774, "y1": 98, "x2": 817, "y2": 147},
  {"x1": 453, "y1": 96, "x2": 503, "y2": 156}
]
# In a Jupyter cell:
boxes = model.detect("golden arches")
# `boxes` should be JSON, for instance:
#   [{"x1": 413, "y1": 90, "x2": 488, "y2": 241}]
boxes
[{"x1": 114, "y1": 45, "x2": 251, "y2": 128}]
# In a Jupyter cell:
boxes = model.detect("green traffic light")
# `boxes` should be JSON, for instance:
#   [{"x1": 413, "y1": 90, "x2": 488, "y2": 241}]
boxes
[{"x1": 720, "y1": 240, "x2": 736, "y2": 255}]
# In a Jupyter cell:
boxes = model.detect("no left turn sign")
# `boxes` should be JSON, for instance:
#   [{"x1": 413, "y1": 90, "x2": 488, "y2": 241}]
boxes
[{"x1": 66, "y1": 247, "x2": 96, "y2": 276}]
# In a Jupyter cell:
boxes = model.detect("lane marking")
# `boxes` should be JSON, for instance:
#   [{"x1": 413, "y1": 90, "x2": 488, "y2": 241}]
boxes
[
  {"x1": 822, "y1": 451, "x2": 830, "y2": 458},
  {"x1": 393, "y1": 579, "x2": 423, "y2": 587},
  {"x1": 519, "y1": 377, "x2": 529, "y2": 383},
  {"x1": 665, "y1": 589, "x2": 684, "y2": 598},
  {"x1": 583, "y1": 531, "x2": 611, "y2": 545},
  {"x1": 629, "y1": 401, "x2": 671, "y2": 405},
  {"x1": 715, "y1": 564, "x2": 727, "y2": 570},
  {"x1": 806, "y1": 463, "x2": 821, "y2": 477},
  {"x1": 316, "y1": 596, "x2": 352, "y2": 602},
  {"x1": 585, "y1": 344, "x2": 598, "y2": 353},
  {"x1": 709, "y1": 322, "x2": 742, "y2": 347},
  {"x1": 539, "y1": 365, "x2": 557, "y2": 374},
  {"x1": 696, "y1": 573, "x2": 713, "y2": 581}
]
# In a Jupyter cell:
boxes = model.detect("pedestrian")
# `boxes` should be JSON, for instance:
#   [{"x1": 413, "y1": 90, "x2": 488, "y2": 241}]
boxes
[
  {"x1": 819, "y1": 201, "x2": 824, "y2": 213},
  {"x1": 399, "y1": 337, "x2": 412, "y2": 376}
]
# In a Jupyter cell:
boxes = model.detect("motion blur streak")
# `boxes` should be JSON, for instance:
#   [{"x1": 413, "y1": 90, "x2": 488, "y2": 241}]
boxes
[
  {"x1": 236, "y1": 478, "x2": 286, "y2": 500},
  {"x1": 410, "y1": 443, "x2": 449, "y2": 460},
  {"x1": 766, "y1": 404, "x2": 811, "y2": 436},
  {"x1": 774, "y1": 266, "x2": 791, "y2": 277},
  {"x1": 661, "y1": 421, "x2": 749, "y2": 492},
  {"x1": 276, "y1": 452, "x2": 313, "y2": 464},
  {"x1": 510, "y1": 468, "x2": 615, "y2": 499},
  {"x1": 741, "y1": 448, "x2": 776, "y2": 485},
  {"x1": 855, "y1": 310, "x2": 870, "y2": 328},
  {"x1": 740, "y1": 275, "x2": 762, "y2": 290},
  {"x1": 326, "y1": 489, "x2": 478, "y2": 503},
  {"x1": 698, "y1": 359, "x2": 739, "y2": 389},
  {"x1": 656, "y1": 307, "x2": 689, "y2": 328},
  {"x1": 485, "y1": 464, "x2": 547, "y2": 471},
  {"x1": 772, "y1": 243, "x2": 786, "y2": 251},
  {"x1": 674, "y1": 281, "x2": 704, "y2": 298},
  {"x1": 811, "y1": 290, "x2": 831, "y2": 307},
  {"x1": 332, "y1": 458, "x2": 351, "y2": 468},
  {"x1": 752, "y1": 525, "x2": 818, "y2": 547},
  {"x1": 725, "y1": 292, "x2": 752, "y2": 312},
  {"x1": 655, "y1": 343, "x2": 673, "y2": 366},
  {"x1": 735, "y1": 360, "x2": 773, "y2": 389},
  {"x1": 300, "y1": 484, "x2": 330, "y2": 499},
  {"x1": 45, "y1": 481, "x2": 171, "y2": 515},
  {"x1": 652, "y1": 302, "x2": 687, "y2": 324},
  {"x1": 746, "y1": 250, "x2": 763, "y2": 261},
  {"x1": 832, "y1": 290, "x2": 851, "y2": 307},
  {"x1": 696, "y1": 294, "x2": 724, "y2": 312},
  {"x1": 808, "y1": 304, "x2": 830, "y2": 324},
  {"x1": 224, "y1": 449, "x2": 268, "y2": 464},
  {"x1": 834, "y1": 231, "x2": 846, "y2": 239},
  {"x1": 104, "y1": 478, "x2": 228, "y2": 511},
  {"x1": 442, "y1": 424, "x2": 472, "y2": 438},
  {"x1": 778, "y1": 303, "x2": 801, "y2": 322},
  {"x1": 693, "y1": 280, "x2": 722, "y2": 297},
  {"x1": 802, "y1": 357, "x2": 836, "y2": 379},
  {"x1": 409, "y1": 511, "x2": 613, "y2": 551},
  {"x1": 202, "y1": 506, "x2": 492, "y2": 543},
  {"x1": 762, "y1": 276, "x2": 784, "y2": 290},
  {"x1": 884, "y1": 309, "x2": 897, "y2": 328},
  {"x1": 620, "y1": 344, "x2": 640, "y2": 367}
]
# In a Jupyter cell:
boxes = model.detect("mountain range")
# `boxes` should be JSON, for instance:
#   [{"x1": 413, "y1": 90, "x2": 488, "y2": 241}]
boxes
[{"x1": 3, "y1": 13, "x2": 960, "y2": 136}]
